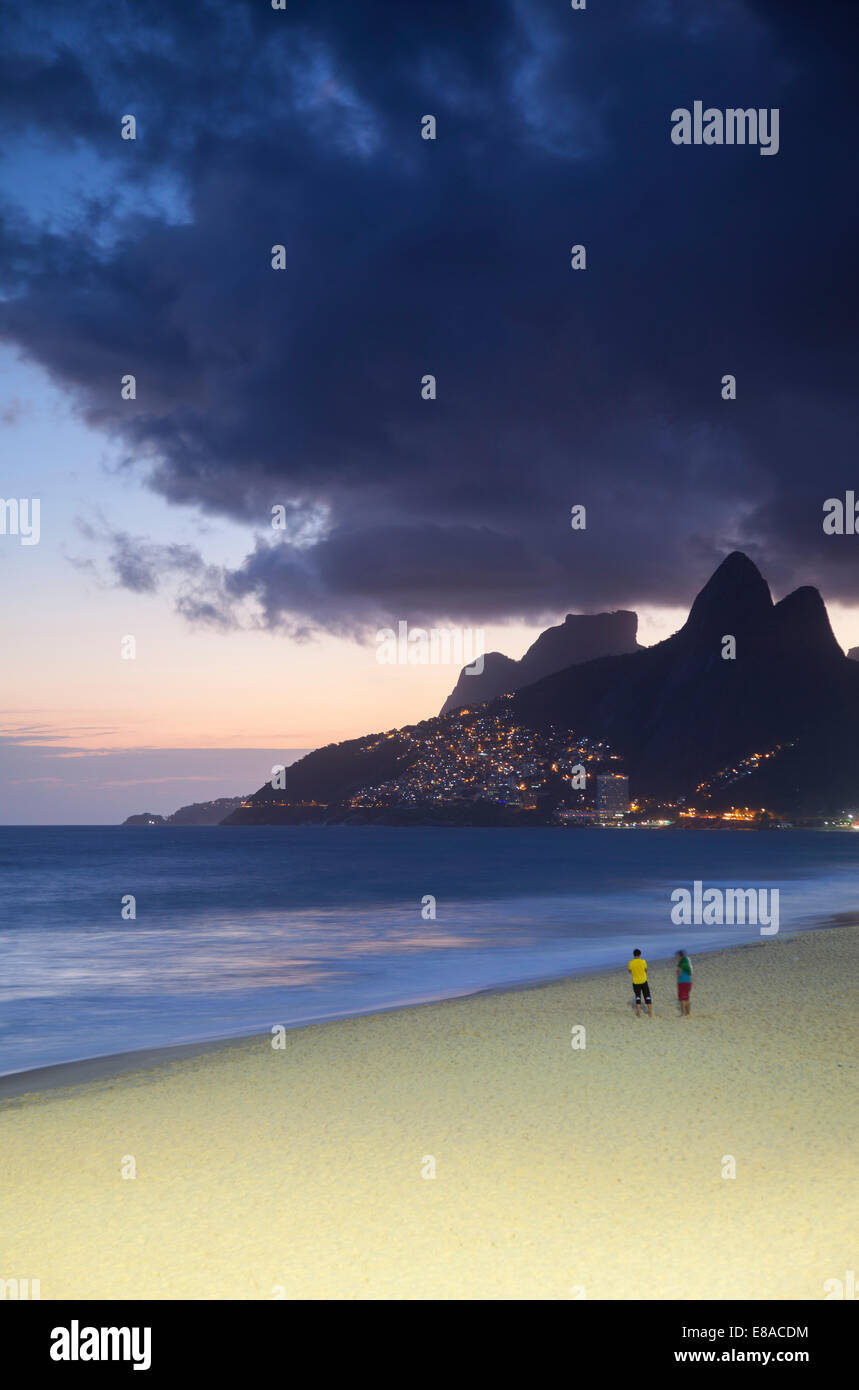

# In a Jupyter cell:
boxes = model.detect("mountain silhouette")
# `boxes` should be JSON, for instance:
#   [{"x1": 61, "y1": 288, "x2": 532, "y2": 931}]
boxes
[
  {"x1": 227, "y1": 553, "x2": 859, "y2": 821},
  {"x1": 440, "y1": 611, "x2": 640, "y2": 714},
  {"x1": 510, "y1": 553, "x2": 857, "y2": 807}
]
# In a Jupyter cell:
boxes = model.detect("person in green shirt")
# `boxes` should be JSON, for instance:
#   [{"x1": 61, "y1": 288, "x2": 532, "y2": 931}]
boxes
[{"x1": 676, "y1": 950, "x2": 693, "y2": 1016}]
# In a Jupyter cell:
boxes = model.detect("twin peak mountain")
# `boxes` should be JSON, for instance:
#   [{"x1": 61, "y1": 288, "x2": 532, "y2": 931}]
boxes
[{"x1": 229, "y1": 553, "x2": 859, "y2": 821}]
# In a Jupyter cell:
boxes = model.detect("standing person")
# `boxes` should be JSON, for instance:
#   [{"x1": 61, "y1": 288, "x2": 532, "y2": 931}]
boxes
[
  {"x1": 627, "y1": 948, "x2": 652, "y2": 1018},
  {"x1": 676, "y1": 950, "x2": 693, "y2": 1016}
]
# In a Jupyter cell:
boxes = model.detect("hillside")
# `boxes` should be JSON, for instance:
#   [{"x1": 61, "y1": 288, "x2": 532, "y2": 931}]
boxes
[{"x1": 225, "y1": 555, "x2": 859, "y2": 823}]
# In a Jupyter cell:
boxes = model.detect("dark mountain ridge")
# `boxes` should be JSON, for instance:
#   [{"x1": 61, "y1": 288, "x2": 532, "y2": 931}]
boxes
[
  {"x1": 226, "y1": 554, "x2": 859, "y2": 822},
  {"x1": 440, "y1": 609, "x2": 640, "y2": 714},
  {"x1": 509, "y1": 554, "x2": 857, "y2": 807}
]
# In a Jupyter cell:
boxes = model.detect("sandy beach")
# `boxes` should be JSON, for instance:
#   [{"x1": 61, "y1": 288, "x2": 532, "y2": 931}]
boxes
[{"x1": 2, "y1": 925, "x2": 856, "y2": 1301}]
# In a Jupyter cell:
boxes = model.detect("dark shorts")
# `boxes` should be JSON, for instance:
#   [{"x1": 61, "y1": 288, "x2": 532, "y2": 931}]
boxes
[
  {"x1": 678, "y1": 981, "x2": 691, "y2": 1001},
  {"x1": 633, "y1": 980, "x2": 651, "y2": 1002}
]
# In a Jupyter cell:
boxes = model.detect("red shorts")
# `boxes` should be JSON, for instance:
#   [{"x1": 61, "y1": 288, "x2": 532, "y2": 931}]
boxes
[{"x1": 677, "y1": 981, "x2": 691, "y2": 1001}]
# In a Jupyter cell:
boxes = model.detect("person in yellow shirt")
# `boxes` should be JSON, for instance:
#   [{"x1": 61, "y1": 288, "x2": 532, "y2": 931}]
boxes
[{"x1": 627, "y1": 949, "x2": 652, "y2": 1017}]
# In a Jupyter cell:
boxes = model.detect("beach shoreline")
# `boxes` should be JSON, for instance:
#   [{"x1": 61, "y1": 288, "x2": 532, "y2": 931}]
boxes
[
  {"x1": 5, "y1": 917, "x2": 850, "y2": 1100},
  {"x1": 2, "y1": 917, "x2": 853, "y2": 1101},
  {"x1": 2, "y1": 924, "x2": 857, "y2": 1299}
]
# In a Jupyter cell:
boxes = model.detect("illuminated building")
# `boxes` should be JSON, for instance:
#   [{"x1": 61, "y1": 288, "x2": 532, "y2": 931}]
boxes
[{"x1": 596, "y1": 772, "x2": 629, "y2": 820}]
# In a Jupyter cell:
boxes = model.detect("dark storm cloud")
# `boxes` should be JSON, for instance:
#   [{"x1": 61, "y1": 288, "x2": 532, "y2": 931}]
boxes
[{"x1": 1, "y1": 0, "x2": 857, "y2": 629}]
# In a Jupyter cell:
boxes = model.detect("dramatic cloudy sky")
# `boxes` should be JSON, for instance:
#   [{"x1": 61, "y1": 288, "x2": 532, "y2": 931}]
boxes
[{"x1": 1, "y1": 0, "x2": 857, "y2": 820}]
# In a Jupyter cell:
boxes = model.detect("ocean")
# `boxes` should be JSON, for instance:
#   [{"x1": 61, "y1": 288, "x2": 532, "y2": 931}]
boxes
[{"x1": 1, "y1": 825, "x2": 856, "y2": 1077}]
